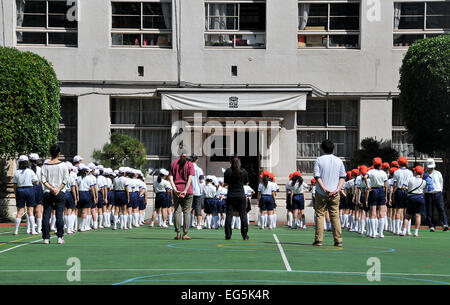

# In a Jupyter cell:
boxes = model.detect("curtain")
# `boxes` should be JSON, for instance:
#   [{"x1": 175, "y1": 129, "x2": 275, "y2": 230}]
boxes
[
  {"x1": 297, "y1": 131, "x2": 326, "y2": 158},
  {"x1": 299, "y1": 3, "x2": 311, "y2": 30},
  {"x1": 208, "y1": 3, "x2": 229, "y2": 44},
  {"x1": 161, "y1": 3, "x2": 172, "y2": 30},
  {"x1": 16, "y1": 0, "x2": 25, "y2": 41},
  {"x1": 142, "y1": 129, "x2": 171, "y2": 156},
  {"x1": 394, "y1": 3, "x2": 402, "y2": 30}
]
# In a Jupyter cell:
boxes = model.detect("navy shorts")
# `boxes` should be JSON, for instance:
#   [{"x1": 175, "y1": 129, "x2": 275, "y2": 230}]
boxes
[
  {"x1": 97, "y1": 190, "x2": 104, "y2": 209},
  {"x1": 406, "y1": 194, "x2": 425, "y2": 215},
  {"x1": 129, "y1": 192, "x2": 139, "y2": 209},
  {"x1": 115, "y1": 191, "x2": 128, "y2": 206},
  {"x1": 107, "y1": 191, "x2": 115, "y2": 206},
  {"x1": 218, "y1": 199, "x2": 226, "y2": 213},
  {"x1": 77, "y1": 191, "x2": 92, "y2": 209},
  {"x1": 394, "y1": 189, "x2": 408, "y2": 209},
  {"x1": 259, "y1": 195, "x2": 275, "y2": 211},
  {"x1": 65, "y1": 192, "x2": 75, "y2": 209},
  {"x1": 347, "y1": 193, "x2": 355, "y2": 210},
  {"x1": 205, "y1": 198, "x2": 218, "y2": 214},
  {"x1": 368, "y1": 188, "x2": 386, "y2": 206},
  {"x1": 358, "y1": 192, "x2": 369, "y2": 211},
  {"x1": 246, "y1": 198, "x2": 252, "y2": 212},
  {"x1": 16, "y1": 187, "x2": 36, "y2": 208},
  {"x1": 339, "y1": 194, "x2": 347, "y2": 210},
  {"x1": 155, "y1": 192, "x2": 171, "y2": 209},
  {"x1": 138, "y1": 196, "x2": 146, "y2": 211},
  {"x1": 292, "y1": 194, "x2": 305, "y2": 210},
  {"x1": 286, "y1": 192, "x2": 292, "y2": 210},
  {"x1": 33, "y1": 184, "x2": 44, "y2": 205}
]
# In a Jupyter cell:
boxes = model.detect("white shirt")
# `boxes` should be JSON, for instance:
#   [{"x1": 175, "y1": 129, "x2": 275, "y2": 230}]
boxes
[
  {"x1": 244, "y1": 185, "x2": 255, "y2": 198},
  {"x1": 129, "y1": 178, "x2": 140, "y2": 192},
  {"x1": 393, "y1": 168, "x2": 413, "y2": 188},
  {"x1": 13, "y1": 169, "x2": 38, "y2": 187},
  {"x1": 218, "y1": 186, "x2": 227, "y2": 197},
  {"x1": 426, "y1": 170, "x2": 443, "y2": 193},
  {"x1": 273, "y1": 182, "x2": 280, "y2": 192},
  {"x1": 192, "y1": 164, "x2": 204, "y2": 196},
  {"x1": 153, "y1": 177, "x2": 172, "y2": 193},
  {"x1": 107, "y1": 177, "x2": 113, "y2": 190},
  {"x1": 64, "y1": 174, "x2": 77, "y2": 193},
  {"x1": 407, "y1": 176, "x2": 426, "y2": 196},
  {"x1": 346, "y1": 179, "x2": 355, "y2": 191},
  {"x1": 290, "y1": 181, "x2": 308, "y2": 195},
  {"x1": 313, "y1": 154, "x2": 346, "y2": 196},
  {"x1": 367, "y1": 169, "x2": 388, "y2": 188},
  {"x1": 311, "y1": 185, "x2": 316, "y2": 195},
  {"x1": 285, "y1": 183, "x2": 292, "y2": 193},
  {"x1": 96, "y1": 175, "x2": 106, "y2": 189},
  {"x1": 258, "y1": 181, "x2": 277, "y2": 195},
  {"x1": 356, "y1": 175, "x2": 370, "y2": 189},
  {"x1": 41, "y1": 162, "x2": 69, "y2": 193},
  {"x1": 113, "y1": 176, "x2": 129, "y2": 191},
  {"x1": 203, "y1": 183, "x2": 217, "y2": 198},
  {"x1": 78, "y1": 175, "x2": 95, "y2": 192}
]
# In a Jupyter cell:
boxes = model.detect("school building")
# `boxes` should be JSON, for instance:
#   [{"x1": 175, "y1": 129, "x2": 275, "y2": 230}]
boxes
[{"x1": 1, "y1": 0, "x2": 448, "y2": 221}]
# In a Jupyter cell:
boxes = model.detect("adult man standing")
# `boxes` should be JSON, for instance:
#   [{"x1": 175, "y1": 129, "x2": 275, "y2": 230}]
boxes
[
  {"x1": 190, "y1": 155, "x2": 204, "y2": 230},
  {"x1": 424, "y1": 158, "x2": 448, "y2": 232},
  {"x1": 169, "y1": 153, "x2": 195, "y2": 240},
  {"x1": 313, "y1": 140, "x2": 346, "y2": 247}
]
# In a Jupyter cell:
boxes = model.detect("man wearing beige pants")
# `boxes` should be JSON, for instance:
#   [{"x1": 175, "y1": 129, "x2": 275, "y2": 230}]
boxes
[{"x1": 313, "y1": 140, "x2": 346, "y2": 247}]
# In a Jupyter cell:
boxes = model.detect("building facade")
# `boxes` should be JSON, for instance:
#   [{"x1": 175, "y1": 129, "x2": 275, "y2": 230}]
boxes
[{"x1": 1, "y1": 0, "x2": 448, "y2": 220}]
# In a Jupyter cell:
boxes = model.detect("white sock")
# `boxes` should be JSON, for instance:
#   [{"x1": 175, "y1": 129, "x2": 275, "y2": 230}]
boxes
[
  {"x1": 379, "y1": 218, "x2": 385, "y2": 236},
  {"x1": 340, "y1": 214, "x2": 343, "y2": 224},
  {"x1": 273, "y1": 214, "x2": 277, "y2": 228},
  {"x1": 414, "y1": 228, "x2": 419, "y2": 236},
  {"x1": 114, "y1": 215, "x2": 119, "y2": 226},
  {"x1": 407, "y1": 221, "x2": 411, "y2": 234},
  {"x1": 26, "y1": 215, "x2": 30, "y2": 233},
  {"x1": 51, "y1": 215, "x2": 56, "y2": 229},
  {"x1": 128, "y1": 214, "x2": 133, "y2": 228},
  {"x1": 327, "y1": 221, "x2": 331, "y2": 231},
  {"x1": 64, "y1": 215, "x2": 68, "y2": 228},
  {"x1": 14, "y1": 217, "x2": 21, "y2": 234},
  {"x1": 121, "y1": 215, "x2": 126, "y2": 228},
  {"x1": 367, "y1": 219, "x2": 372, "y2": 236},
  {"x1": 287, "y1": 212, "x2": 293, "y2": 226},
  {"x1": 398, "y1": 220, "x2": 403, "y2": 234},
  {"x1": 158, "y1": 214, "x2": 163, "y2": 226},
  {"x1": 231, "y1": 216, "x2": 236, "y2": 229},
  {"x1": 361, "y1": 219, "x2": 365, "y2": 233},
  {"x1": 236, "y1": 217, "x2": 241, "y2": 229},
  {"x1": 98, "y1": 214, "x2": 103, "y2": 227},
  {"x1": 258, "y1": 213, "x2": 261, "y2": 227},
  {"x1": 267, "y1": 215, "x2": 272, "y2": 228},
  {"x1": 384, "y1": 216, "x2": 388, "y2": 230},
  {"x1": 36, "y1": 217, "x2": 42, "y2": 232}
]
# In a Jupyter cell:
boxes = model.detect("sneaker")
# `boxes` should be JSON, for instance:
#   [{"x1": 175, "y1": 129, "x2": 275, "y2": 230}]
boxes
[
  {"x1": 379, "y1": 234, "x2": 384, "y2": 239},
  {"x1": 31, "y1": 230, "x2": 38, "y2": 235},
  {"x1": 150, "y1": 222, "x2": 154, "y2": 228},
  {"x1": 414, "y1": 234, "x2": 419, "y2": 238},
  {"x1": 430, "y1": 227, "x2": 435, "y2": 232},
  {"x1": 443, "y1": 226, "x2": 449, "y2": 232},
  {"x1": 196, "y1": 225, "x2": 202, "y2": 230},
  {"x1": 407, "y1": 232, "x2": 412, "y2": 236},
  {"x1": 334, "y1": 242, "x2": 343, "y2": 247},
  {"x1": 312, "y1": 241, "x2": 322, "y2": 246},
  {"x1": 44, "y1": 239, "x2": 50, "y2": 244},
  {"x1": 57, "y1": 237, "x2": 65, "y2": 244}
]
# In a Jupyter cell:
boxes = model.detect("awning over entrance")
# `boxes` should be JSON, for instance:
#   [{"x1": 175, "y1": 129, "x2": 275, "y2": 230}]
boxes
[{"x1": 157, "y1": 88, "x2": 311, "y2": 111}]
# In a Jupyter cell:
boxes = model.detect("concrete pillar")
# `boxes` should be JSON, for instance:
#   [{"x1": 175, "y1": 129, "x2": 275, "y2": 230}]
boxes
[
  {"x1": 77, "y1": 95, "x2": 110, "y2": 162},
  {"x1": 359, "y1": 97, "x2": 393, "y2": 147}
]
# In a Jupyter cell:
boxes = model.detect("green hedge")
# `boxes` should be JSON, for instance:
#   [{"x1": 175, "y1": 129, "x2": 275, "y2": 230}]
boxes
[{"x1": 0, "y1": 47, "x2": 61, "y2": 158}]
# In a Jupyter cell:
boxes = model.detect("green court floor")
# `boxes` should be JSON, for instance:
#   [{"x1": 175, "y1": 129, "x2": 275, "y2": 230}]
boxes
[{"x1": 0, "y1": 224, "x2": 449, "y2": 285}]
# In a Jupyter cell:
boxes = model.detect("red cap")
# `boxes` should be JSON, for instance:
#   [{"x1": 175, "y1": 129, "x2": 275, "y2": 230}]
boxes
[
  {"x1": 260, "y1": 170, "x2": 271, "y2": 178},
  {"x1": 351, "y1": 169, "x2": 359, "y2": 176},
  {"x1": 373, "y1": 157, "x2": 382, "y2": 166},
  {"x1": 293, "y1": 171, "x2": 302, "y2": 177},
  {"x1": 382, "y1": 162, "x2": 390, "y2": 169},
  {"x1": 414, "y1": 166, "x2": 424, "y2": 174},
  {"x1": 398, "y1": 157, "x2": 408, "y2": 165},
  {"x1": 311, "y1": 178, "x2": 316, "y2": 184},
  {"x1": 289, "y1": 173, "x2": 294, "y2": 180},
  {"x1": 390, "y1": 167, "x2": 398, "y2": 174},
  {"x1": 391, "y1": 161, "x2": 399, "y2": 168},
  {"x1": 346, "y1": 171, "x2": 352, "y2": 179},
  {"x1": 359, "y1": 165, "x2": 368, "y2": 175},
  {"x1": 369, "y1": 165, "x2": 374, "y2": 170}
]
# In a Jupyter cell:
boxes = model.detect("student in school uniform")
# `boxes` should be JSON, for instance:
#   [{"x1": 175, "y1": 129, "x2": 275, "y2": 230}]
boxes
[
  {"x1": 76, "y1": 164, "x2": 95, "y2": 232},
  {"x1": 203, "y1": 176, "x2": 218, "y2": 229},
  {"x1": 137, "y1": 171, "x2": 147, "y2": 226},
  {"x1": 13, "y1": 155, "x2": 38, "y2": 235},
  {"x1": 386, "y1": 167, "x2": 398, "y2": 232},
  {"x1": 151, "y1": 169, "x2": 172, "y2": 228},
  {"x1": 355, "y1": 165, "x2": 369, "y2": 235},
  {"x1": 364, "y1": 158, "x2": 388, "y2": 238},
  {"x1": 286, "y1": 173, "x2": 294, "y2": 228},
  {"x1": 346, "y1": 170, "x2": 357, "y2": 231},
  {"x1": 243, "y1": 181, "x2": 255, "y2": 226},
  {"x1": 95, "y1": 167, "x2": 106, "y2": 229},
  {"x1": 257, "y1": 173, "x2": 277, "y2": 230},
  {"x1": 290, "y1": 171, "x2": 308, "y2": 229},
  {"x1": 113, "y1": 167, "x2": 130, "y2": 230},
  {"x1": 86, "y1": 163, "x2": 98, "y2": 230},
  {"x1": 40, "y1": 145, "x2": 69, "y2": 244},
  {"x1": 125, "y1": 168, "x2": 137, "y2": 229},
  {"x1": 217, "y1": 178, "x2": 227, "y2": 228},
  {"x1": 391, "y1": 161, "x2": 399, "y2": 169},
  {"x1": 340, "y1": 172, "x2": 351, "y2": 229},
  {"x1": 102, "y1": 168, "x2": 113, "y2": 228},
  {"x1": 29, "y1": 153, "x2": 44, "y2": 234},
  {"x1": 402, "y1": 166, "x2": 430, "y2": 237},
  {"x1": 63, "y1": 162, "x2": 77, "y2": 234},
  {"x1": 391, "y1": 157, "x2": 413, "y2": 235}
]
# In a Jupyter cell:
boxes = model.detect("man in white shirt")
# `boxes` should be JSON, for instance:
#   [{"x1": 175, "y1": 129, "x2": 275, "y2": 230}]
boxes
[
  {"x1": 190, "y1": 155, "x2": 204, "y2": 230},
  {"x1": 313, "y1": 140, "x2": 346, "y2": 247},
  {"x1": 424, "y1": 158, "x2": 448, "y2": 232}
]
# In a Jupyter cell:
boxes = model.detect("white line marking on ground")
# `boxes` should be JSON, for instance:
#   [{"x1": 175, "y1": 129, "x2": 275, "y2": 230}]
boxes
[
  {"x1": 0, "y1": 231, "x2": 12, "y2": 235},
  {"x1": 0, "y1": 236, "x2": 57, "y2": 254},
  {"x1": 273, "y1": 234, "x2": 292, "y2": 271}
]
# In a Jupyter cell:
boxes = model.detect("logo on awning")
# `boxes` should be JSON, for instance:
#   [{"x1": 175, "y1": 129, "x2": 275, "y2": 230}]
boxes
[{"x1": 229, "y1": 96, "x2": 239, "y2": 109}]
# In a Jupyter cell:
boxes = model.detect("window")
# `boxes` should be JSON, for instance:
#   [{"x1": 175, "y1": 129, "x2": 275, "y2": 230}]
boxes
[
  {"x1": 111, "y1": 1, "x2": 172, "y2": 48},
  {"x1": 110, "y1": 98, "x2": 172, "y2": 165},
  {"x1": 16, "y1": 0, "x2": 78, "y2": 46},
  {"x1": 204, "y1": 1, "x2": 266, "y2": 48},
  {"x1": 298, "y1": 1, "x2": 360, "y2": 49},
  {"x1": 393, "y1": 1, "x2": 450, "y2": 47},
  {"x1": 58, "y1": 96, "x2": 78, "y2": 158},
  {"x1": 296, "y1": 99, "x2": 359, "y2": 172}
]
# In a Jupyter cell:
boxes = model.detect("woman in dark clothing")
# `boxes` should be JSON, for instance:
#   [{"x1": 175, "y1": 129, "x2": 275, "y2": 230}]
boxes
[{"x1": 224, "y1": 156, "x2": 249, "y2": 240}]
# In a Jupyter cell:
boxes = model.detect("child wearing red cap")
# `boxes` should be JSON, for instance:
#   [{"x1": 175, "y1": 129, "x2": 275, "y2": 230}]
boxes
[
  {"x1": 340, "y1": 171, "x2": 352, "y2": 229},
  {"x1": 290, "y1": 172, "x2": 308, "y2": 229},
  {"x1": 286, "y1": 173, "x2": 294, "y2": 228},
  {"x1": 387, "y1": 167, "x2": 399, "y2": 232},
  {"x1": 356, "y1": 165, "x2": 370, "y2": 235},
  {"x1": 364, "y1": 158, "x2": 388, "y2": 238},
  {"x1": 257, "y1": 172, "x2": 277, "y2": 230},
  {"x1": 392, "y1": 157, "x2": 413, "y2": 235},
  {"x1": 402, "y1": 166, "x2": 429, "y2": 237}
]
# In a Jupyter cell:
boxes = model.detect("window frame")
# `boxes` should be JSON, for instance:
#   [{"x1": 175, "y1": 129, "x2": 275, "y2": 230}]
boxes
[
  {"x1": 15, "y1": 0, "x2": 78, "y2": 47},
  {"x1": 204, "y1": 0, "x2": 267, "y2": 49},
  {"x1": 111, "y1": 0, "x2": 173, "y2": 49},
  {"x1": 393, "y1": 1, "x2": 450, "y2": 48},
  {"x1": 58, "y1": 96, "x2": 78, "y2": 159},
  {"x1": 297, "y1": 0, "x2": 361, "y2": 49},
  {"x1": 110, "y1": 97, "x2": 172, "y2": 162}
]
